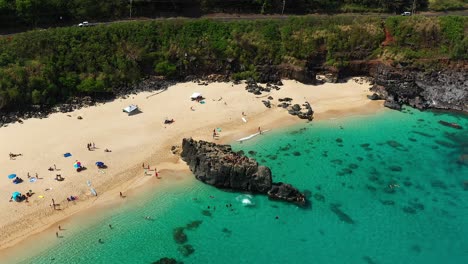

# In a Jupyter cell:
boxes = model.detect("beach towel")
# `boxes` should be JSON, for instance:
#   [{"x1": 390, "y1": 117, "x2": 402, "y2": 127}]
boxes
[
  {"x1": 64, "y1": 153, "x2": 72, "y2": 157},
  {"x1": 216, "y1": 128, "x2": 222, "y2": 132}
]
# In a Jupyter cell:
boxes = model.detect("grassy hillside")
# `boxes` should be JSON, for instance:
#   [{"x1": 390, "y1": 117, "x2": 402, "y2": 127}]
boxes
[{"x1": 0, "y1": 15, "x2": 466, "y2": 110}]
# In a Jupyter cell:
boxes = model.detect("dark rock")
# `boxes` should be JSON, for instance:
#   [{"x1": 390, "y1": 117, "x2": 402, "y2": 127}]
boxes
[
  {"x1": 367, "y1": 93, "x2": 382, "y2": 100},
  {"x1": 262, "y1": 100, "x2": 271, "y2": 108},
  {"x1": 278, "y1": 97, "x2": 293, "y2": 102},
  {"x1": 370, "y1": 63, "x2": 467, "y2": 112},
  {"x1": 438, "y1": 120, "x2": 463, "y2": 130},
  {"x1": 330, "y1": 203, "x2": 354, "y2": 224},
  {"x1": 152, "y1": 257, "x2": 183, "y2": 264},
  {"x1": 402, "y1": 206, "x2": 417, "y2": 214},
  {"x1": 313, "y1": 193, "x2": 325, "y2": 202},
  {"x1": 173, "y1": 227, "x2": 187, "y2": 244},
  {"x1": 363, "y1": 256, "x2": 377, "y2": 264},
  {"x1": 410, "y1": 245, "x2": 422, "y2": 253},
  {"x1": 380, "y1": 200, "x2": 395, "y2": 206},
  {"x1": 431, "y1": 180, "x2": 448, "y2": 189},
  {"x1": 180, "y1": 138, "x2": 306, "y2": 206},
  {"x1": 178, "y1": 244, "x2": 195, "y2": 257},
  {"x1": 457, "y1": 154, "x2": 468, "y2": 166},
  {"x1": 383, "y1": 96, "x2": 402, "y2": 110},
  {"x1": 247, "y1": 150, "x2": 257, "y2": 156},
  {"x1": 463, "y1": 181, "x2": 468, "y2": 191},
  {"x1": 185, "y1": 220, "x2": 202, "y2": 230},
  {"x1": 389, "y1": 165, "x2": 402, "y2": 172},
  {"x1": 201, "y1": 210, "x2": 212, "y2": 217},
  {"x1": 268, "y1": 183, "x2": 307, "y2": 205}
]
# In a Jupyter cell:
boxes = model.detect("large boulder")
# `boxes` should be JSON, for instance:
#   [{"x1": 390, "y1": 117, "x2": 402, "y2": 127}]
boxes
[{"x1": 181, "y1": 138, "x2": 307, "y2": 206}]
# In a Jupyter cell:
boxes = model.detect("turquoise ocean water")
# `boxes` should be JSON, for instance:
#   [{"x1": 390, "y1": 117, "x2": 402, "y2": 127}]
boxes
[{"x1": 11, "y1": 107, "x2": 468, "y2": 264}]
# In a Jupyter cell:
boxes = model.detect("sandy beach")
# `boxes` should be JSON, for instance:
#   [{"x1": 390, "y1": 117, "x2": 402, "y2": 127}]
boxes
[{"x1": 0, "y1": 79, "x2": 383, "y2": 251}]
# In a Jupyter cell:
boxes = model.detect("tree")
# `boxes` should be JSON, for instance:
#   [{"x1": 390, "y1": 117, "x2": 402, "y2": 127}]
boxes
[{"x1": 31, "y1": 89, "x2": 41, "y2": 104}]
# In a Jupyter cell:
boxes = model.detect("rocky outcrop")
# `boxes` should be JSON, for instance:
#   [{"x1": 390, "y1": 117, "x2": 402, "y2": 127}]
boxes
[
  {"x1": 245, "y1": 79, "x2": 280, "y2": 95},
  {"x1": 180, "y1": 138, "x2": 307, "y2": 206},
  {"x1": 370, "y1": 63, "x2": 467, "y2": 112}
]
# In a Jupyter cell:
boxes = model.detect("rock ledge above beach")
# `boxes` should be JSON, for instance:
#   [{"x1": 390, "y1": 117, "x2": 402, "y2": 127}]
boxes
[{"x1": 181, "y1": 138, "x2": 307, "y2": 206}]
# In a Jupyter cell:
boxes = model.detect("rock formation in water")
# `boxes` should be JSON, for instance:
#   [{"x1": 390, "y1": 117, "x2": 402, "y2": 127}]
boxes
[{"x1": 180, "y1": 138, "x2": 307, "y2": 206}]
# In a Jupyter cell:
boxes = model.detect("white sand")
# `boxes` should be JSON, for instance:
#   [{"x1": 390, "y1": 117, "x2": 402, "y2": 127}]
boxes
[{"x1": 0, "y1": 79, "x2": 383, "y2": 250}]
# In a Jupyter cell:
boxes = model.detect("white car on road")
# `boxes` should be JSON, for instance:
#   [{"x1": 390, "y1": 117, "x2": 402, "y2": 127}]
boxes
[{"x1": 78, "y1": 21, "x2": 89, "y2": 27}]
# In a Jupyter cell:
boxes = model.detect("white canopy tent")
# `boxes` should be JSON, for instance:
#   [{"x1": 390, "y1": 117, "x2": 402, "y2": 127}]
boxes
[
  {"x1": 190, "y1": 92, "x2": 202, "y2": 99},
  {"x1": 123, "y1": 104, "x2": 138, "y2": 114}
]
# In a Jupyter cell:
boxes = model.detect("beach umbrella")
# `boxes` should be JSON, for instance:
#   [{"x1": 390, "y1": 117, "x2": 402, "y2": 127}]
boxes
[
  {"x1": 12, "y1": 192, "x2": 21, "y2": 199},
  {"x1": 8, "y1": 174, "x2": 16, "y2": 179},
  {"x1": 73, "y1": 161, "x2": 82, "y2": 168},
  {"x1": 95, "y1": 161, "x2": 104, "y2": 167}
]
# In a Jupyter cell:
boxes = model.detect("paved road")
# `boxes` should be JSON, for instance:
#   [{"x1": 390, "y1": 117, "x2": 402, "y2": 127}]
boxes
[{"x1": 1, "y1": 10, "x2": 467, "y2": 36}]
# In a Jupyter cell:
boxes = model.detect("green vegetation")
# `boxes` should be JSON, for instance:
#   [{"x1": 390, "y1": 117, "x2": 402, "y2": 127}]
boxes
[
  {"x1": 384, "y1": 15, "x2": 467, "y2": 61},
  {"x1": 0, "y1": 15, "x2": 466, "y2": 111},
  {"x1": 428, "y1": 0, "x2": 468, "y2": 11}
]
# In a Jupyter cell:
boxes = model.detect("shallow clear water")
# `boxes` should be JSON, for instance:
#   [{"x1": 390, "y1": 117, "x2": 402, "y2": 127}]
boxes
[{"x1": 17, "y1": 107, "x2": 468, "y2": 264}]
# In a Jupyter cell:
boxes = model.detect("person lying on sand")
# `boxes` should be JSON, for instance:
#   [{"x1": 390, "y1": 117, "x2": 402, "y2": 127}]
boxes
[{"x1": 104, "y1": 149, "x2": 112, "y2": 152}]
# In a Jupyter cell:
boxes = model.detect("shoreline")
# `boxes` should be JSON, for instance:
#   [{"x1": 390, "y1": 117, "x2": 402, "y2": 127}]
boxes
[{"x1": 0, "y1": 79, "x2": 383, "y2": 256}]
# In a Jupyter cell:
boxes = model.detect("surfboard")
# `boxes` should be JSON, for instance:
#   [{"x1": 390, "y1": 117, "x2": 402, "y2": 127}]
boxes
[
  {"x1": 90, "y1": 188, "x2": 97, "y2": 196},
  {"x1": 236, "y1": 130, "x2": 270, "y2": 142},
  {"x1": 242, "y1": 117, "x2": 247, "y2": 123}
]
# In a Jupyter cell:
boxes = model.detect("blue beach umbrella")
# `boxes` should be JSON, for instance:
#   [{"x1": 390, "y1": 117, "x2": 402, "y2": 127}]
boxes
[
  {"x1": 8, "y1": 174, "x2": 16, "y2": 179},
  {"x1": 12, "y1": 192, "x2": 21, "y2": 199},
  {"x1": 95, "y1": 161, "x2": 104, "y2": 167}
]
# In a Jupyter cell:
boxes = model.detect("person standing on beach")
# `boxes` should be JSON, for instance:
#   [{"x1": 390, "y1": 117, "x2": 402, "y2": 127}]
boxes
[
  {"x1": 258, "y1": 127, "x2": 262, "y2": 134},
  {"x1": 56, "y1": 232, "x2": 59, "y2": 238}
]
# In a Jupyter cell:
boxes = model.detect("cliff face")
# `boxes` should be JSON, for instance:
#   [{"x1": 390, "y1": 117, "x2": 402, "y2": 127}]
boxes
[
  {"x1": 180, "y1": 138, "x2": 307, "y2": 206},
  {"x1": 369, "y1": 62, "x2": 468, "y2": 112}
]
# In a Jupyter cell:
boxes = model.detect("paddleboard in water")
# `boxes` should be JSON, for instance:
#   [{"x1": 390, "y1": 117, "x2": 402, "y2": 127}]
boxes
[
  {"x1": 236, "y1": 130, "x2": 270, "y2": 142},
  {"x1": 90, "y1": 188, "x2": 97, "y2": 196}
]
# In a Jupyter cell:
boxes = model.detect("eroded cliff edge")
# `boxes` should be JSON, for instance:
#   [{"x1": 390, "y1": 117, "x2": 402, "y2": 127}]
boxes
[
  {"x1": 368, "y1": 61, "x2": 467, "y2": 112},
  {"x1": 180, "y1": 138, "x2": 307, "y2": 206}
]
